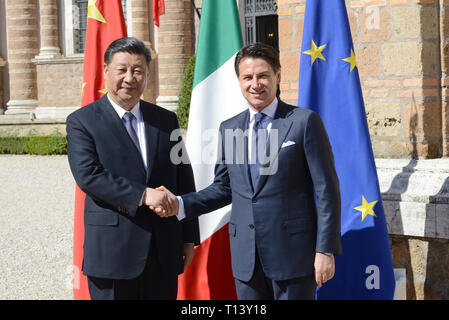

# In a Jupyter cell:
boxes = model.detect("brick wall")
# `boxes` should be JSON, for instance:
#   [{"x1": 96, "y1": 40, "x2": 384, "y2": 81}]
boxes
[
  {"x1": 157, "y1": 0, "x2": 194, "y2": 98},
  {"x1": 278, "y1": 0, "x2": 449, "y2": 300},
  {"x1": 35, "y1": 59, "x2": 83, "y2": 109},
  {"x1": 278, "y1": 0, "x2": 444, "y2": 159},
  {"x1": 441, "y1": 0, "x2": 449, "y2": 156}
]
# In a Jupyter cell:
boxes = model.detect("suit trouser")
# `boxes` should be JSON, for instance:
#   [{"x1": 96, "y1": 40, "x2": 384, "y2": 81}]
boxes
[
  {"x1": 234, "y1": 249, "x2": 317, "y2": 300},
  {"x1": 87, "y1": 238, "x2": 178, "y2": 300}
]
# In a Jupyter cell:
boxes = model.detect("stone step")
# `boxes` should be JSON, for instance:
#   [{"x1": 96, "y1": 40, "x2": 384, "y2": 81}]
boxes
[{"x1": 377, "y1": 158, "x2": 449, "y2": 239}]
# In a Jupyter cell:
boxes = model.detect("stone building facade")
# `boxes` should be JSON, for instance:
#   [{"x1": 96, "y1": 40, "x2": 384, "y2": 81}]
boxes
[
  {"x1": 0, "y1": 0, "x2": 448, "y2": 299},
  {"x1": 278, "y1": 0, "x2": 449, "y2": 300},
  {"x1": 279, "y1": 0, "x2": 445, "y2": 160},
  {"x1": 0, "y1": 0, "x2": 195, "y2": 123}
]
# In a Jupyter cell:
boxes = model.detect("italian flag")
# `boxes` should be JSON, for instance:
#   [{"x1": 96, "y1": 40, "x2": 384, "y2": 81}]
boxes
[{"x1": 177, "y1": 0, "x2": 247, "y2": 299}]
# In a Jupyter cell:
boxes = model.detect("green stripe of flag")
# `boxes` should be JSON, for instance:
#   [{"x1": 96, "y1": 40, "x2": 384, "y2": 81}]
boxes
[{"x1": 193, "y1": 0, "x2": 243, "y2": 88}]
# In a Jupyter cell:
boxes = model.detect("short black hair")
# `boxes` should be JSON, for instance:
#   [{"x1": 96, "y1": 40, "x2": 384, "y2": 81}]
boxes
[
  {"x1": 234, "y1": 42, "x2": 280, "y2": 77},
  {"x1": 104, "y1": 37, "x2": 151, "y2": 67}
]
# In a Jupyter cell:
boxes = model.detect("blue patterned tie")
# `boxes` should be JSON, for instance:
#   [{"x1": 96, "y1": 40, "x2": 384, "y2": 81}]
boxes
[
  {"x1": 250, "y1": 112, "x2": 267, "y2": 190},
  {"x1": 123, "y1": 112, "x2": 141, "y2": 153}
]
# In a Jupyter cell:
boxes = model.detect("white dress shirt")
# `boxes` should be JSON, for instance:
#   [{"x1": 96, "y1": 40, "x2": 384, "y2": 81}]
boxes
[
  {"x1": 247, "y1": 97, "x2": 278, "y2": 165},
  {"x1": 107, "y1": 94, "x2": 148, "y2": 169}
]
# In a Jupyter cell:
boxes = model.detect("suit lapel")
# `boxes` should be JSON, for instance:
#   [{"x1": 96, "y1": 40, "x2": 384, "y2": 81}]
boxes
[
  {"x1": 253, "y1": 101, "x2": 294, "y2": 196},
  {"x1": 99, "y1": 96, "x2": 147, "y2": 176},
  {"x1": 234, "y1": 110, "x2": 253, "y2": 193},
  {"x1": 140, "y1": 101, "x2": 160, "y2": 182}
]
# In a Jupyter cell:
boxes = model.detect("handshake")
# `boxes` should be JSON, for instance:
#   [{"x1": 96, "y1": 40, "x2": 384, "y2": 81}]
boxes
[{"x1": 144, "y1": 186, "x2": 179, "y2": 218}]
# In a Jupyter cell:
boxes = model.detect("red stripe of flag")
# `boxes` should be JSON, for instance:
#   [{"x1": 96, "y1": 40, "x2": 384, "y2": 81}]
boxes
[{"x1": 177, "y1": 224, "x2": 237, "y2": 300}]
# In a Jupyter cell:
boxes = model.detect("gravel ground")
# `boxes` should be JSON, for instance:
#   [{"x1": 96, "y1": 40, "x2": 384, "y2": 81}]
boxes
[{"x1": 0, "y1": 155, "x2": 75, "y2": 300}]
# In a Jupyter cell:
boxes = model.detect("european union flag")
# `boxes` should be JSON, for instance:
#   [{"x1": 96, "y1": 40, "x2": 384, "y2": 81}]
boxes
[{"x1": 298, "y1": 0, "x2": 395, "y2": 299}]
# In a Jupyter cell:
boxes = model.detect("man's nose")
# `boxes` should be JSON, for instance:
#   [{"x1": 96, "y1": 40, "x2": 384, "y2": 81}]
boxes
[
  {"x1": 250, "y1": 77, "x2": 260, "y2": 88},
  {"x1": 124, "y1": 69, "x2": 134, "y2": 82}
]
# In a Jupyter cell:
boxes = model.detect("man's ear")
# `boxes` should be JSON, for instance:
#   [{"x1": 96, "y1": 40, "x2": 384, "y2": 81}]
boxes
[{"x1": 103, "y1": 63, "x2": 108, "y2": 77}]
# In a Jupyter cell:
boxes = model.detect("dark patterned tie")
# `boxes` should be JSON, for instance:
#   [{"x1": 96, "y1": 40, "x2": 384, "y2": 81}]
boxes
[
  {"x1": 123, "y1": 112, "x2": 141, "y2": 153},
  {"x1": 249, "y1": 112, "x2": 267, "y2": 190}
]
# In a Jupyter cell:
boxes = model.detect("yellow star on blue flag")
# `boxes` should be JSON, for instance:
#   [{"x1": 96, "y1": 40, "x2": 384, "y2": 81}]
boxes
[
  {"x1": 303, "y1": 40, "x2": 326, "y2": 65},
  {"x1": 342, "y1": 48, "x2": 358, "y2": 72},
  {"x1": 354, "y1": 196, "x2": 377, "y2": 221}
]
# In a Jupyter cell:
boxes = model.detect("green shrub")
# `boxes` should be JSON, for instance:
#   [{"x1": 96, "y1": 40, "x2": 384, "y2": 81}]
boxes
[
  {"x1": 0, "y1": 135, "x2": 67, "y2": 155},
  {"x1": 177, "y1": 54, "x2": 196, "y2": 130}
]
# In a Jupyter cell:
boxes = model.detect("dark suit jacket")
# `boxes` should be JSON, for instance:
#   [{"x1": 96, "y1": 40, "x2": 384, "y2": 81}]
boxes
[
  {"x1": 182, "y1": 101, "x2": 343, "y2": 282},
  {"x1": 66, "y1": 95, "x2": 199, "y2": 280}
]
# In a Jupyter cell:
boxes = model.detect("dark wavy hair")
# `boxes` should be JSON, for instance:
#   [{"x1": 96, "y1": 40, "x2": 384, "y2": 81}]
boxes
[
  {"x1": 234, "y1": 42, "x2": 280, "y2": 77},
  {"x1": 104, "y1": 37, "x2": 151, "y2": 67}
]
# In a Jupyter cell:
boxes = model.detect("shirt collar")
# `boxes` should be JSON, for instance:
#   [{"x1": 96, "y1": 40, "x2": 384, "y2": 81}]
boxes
[
  {"x1": 107, "y1": 94, "x2": 141, "y2": 120},
  {"x1": 249, "y1": 96, "x2": 278, "y2": 122}
]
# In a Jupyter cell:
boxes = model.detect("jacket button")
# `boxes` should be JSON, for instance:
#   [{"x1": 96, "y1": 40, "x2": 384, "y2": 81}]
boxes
[
  {"x1": 249, "y1": 224, "x2": 254, "y2": 229},
  {"x1": 252, "y1": 199, "x2": 257, "y2": 203}
]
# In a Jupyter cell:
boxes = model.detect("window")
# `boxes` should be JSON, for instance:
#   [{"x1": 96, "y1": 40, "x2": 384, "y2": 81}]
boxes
[{"x1": 244, "y1": 0, "x2": 278, "y2": 50}]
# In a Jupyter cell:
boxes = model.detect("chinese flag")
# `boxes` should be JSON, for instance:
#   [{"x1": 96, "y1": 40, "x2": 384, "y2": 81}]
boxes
[
  {"x1": 73, "y1": 0, "x2": 127, "y2": 300},
  {"x1": 152, "y1": 0, "x2": 165, "y2": 27}
]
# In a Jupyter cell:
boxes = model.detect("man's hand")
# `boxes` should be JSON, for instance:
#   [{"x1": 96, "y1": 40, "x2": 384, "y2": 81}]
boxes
[
  {"x1": 183, "y1": 243, "x2": 195, "y2": 271},
  {"x1": 314, "y1": 252, "x2": 335, "y2": 288},
  {"x1": 149, "y1": 186, "x2": 179, "y2": 217},
  {"x1": 144, "y1": 187, "x2": 176, "y2": 216}
]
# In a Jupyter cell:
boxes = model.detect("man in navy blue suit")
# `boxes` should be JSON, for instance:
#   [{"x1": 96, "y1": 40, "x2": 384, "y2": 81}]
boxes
[
  {"x1": 66, "y1": 37, "x2": 199, "y2": 300},
  {"x1": 156, "y1": 43, "x2": 342, "y2": 300}
]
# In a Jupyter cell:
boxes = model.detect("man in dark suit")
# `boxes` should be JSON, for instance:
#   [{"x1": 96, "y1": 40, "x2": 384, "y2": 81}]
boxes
[
  {"x1": 66, "y1": 37, "x2": 199, "y2": 300},
  {"x1": 156, "y1": 43, "x2": 343, "y2": 300}
]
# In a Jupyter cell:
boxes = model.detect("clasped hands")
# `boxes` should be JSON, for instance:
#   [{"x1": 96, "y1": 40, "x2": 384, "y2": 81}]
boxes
[
  {"x1": 144, "y1": 186, "x2": 179, "y2": 217},
  {"x1": 144, "y1": 187, "x2": 194, "y2": 270}
]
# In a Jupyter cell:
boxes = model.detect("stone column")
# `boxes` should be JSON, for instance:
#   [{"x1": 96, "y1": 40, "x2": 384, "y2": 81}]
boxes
[
  {"x1": 0, "y1": 56, "x2": 6, "y2": 114},
  {"x1": 156, "y1": 0, "x2": 193, "y2": 112},
  {"x1": 5, "y1": 0, "x2": 39, "y2": 115},
  {"x1": 35, "y1": 0, "x2": 61, "y2": 60},
  {"x1": 130, "y1": 0, "x2": 157, "y2": 103}
]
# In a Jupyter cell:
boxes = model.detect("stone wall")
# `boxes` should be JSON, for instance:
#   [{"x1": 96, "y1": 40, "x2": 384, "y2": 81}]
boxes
[
  {"x1": 278, "y1": 0, "x2": 445, "y2": 159},
  {"x1": 34, "y1": 58, "x2": 83, "y2": 118},
  {"x1": 0, "y1": 0, "x2": 179, "y2": 118},
  {"x1": 278, "y1": 0, "x2": 449, "y2": 300},
  {"x1": 390, "y1": 235, "x2": 449, "y2": 299},
  {"x1": 378, "y1": 158, "x2": 449, "y2": 299},
  {"x1": 156, "y1": 0, "x2": 194, "y2": 111}
]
